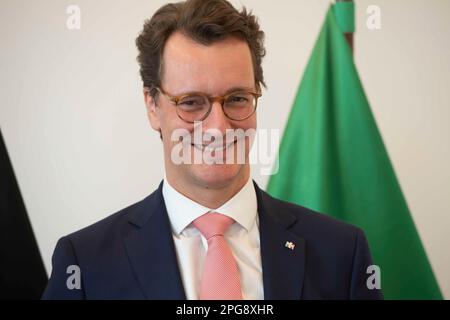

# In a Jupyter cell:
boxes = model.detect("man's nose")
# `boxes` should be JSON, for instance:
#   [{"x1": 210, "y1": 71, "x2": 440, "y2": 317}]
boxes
[{"x1": 202, "y1": 101, "x2": 232, "y2": 132}]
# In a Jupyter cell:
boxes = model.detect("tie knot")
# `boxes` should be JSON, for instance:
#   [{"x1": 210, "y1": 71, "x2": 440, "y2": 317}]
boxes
[{"x1": 193, "y1": 212, "x2": 235, "y2": 240}]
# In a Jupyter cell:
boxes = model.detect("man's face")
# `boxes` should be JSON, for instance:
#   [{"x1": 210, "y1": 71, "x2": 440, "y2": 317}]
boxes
[{"x1": 145, "y1": 32, "x2": 257, "y2": 190}]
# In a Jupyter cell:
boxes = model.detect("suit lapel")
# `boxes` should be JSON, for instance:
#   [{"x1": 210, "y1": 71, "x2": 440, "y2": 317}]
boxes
[
  {"x1": 124, "y1": 181, "x2": 186, "y2": 299},
  {"x1": 123, "y1": 180, "x2": 306, "y2": 300},
  {"x1": 254, "y1": 182, "x2": 306, "y2": 300}
]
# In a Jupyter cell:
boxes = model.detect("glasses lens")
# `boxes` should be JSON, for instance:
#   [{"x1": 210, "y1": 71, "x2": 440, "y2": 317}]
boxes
[
  {"x1": 223, "y1": 92, "x2": 256, "y2": 120},
  {"x1": 176, "y1": 94, "x2": 209, "y2": 122}
]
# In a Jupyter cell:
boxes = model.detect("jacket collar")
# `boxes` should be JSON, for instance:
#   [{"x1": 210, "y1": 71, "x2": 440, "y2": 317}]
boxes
[
  {"x1": 125, "y1": 180, "x2": 306, "y2": 300},
  {"x1": 125, "y1": 181, "x2": 186, "y2": 299},
  {"x1": 253, "y1": 181, "x2": 306, "y2": 300}
]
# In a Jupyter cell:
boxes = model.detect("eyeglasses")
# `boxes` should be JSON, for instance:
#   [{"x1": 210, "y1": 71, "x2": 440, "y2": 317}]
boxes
[{"x1": 153, "y1": 86, "x2": 262, "y2": 123}]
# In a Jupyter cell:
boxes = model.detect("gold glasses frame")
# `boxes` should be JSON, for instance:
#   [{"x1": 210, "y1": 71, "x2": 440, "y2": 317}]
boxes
[{"x1": 150, "y1": 86, "x2": 262, "y2": 123}]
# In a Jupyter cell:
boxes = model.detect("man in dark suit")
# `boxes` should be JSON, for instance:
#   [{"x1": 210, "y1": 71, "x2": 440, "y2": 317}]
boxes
[{"x1": 43, "y1": 0, "x2": 382, "y2": 300}]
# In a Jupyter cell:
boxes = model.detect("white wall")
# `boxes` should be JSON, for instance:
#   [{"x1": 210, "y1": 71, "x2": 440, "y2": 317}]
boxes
[{"x1": 1, "y1": 0, "x2": 449, "y2": 298}]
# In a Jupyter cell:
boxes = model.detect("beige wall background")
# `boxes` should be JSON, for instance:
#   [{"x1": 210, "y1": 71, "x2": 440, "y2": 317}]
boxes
[{"x1": 1, "y1": 0, "x2": 449, "y2": 298}]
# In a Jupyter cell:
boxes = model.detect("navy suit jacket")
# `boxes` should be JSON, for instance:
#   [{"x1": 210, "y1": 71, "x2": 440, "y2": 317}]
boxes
[{"x1": 42, "y1": 180, "x2": 383, "y2": 299}]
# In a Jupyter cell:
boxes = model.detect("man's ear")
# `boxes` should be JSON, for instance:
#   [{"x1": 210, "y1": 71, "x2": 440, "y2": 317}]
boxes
[{"x1": 143, "y1": 88, "x2": 161, "y2": 132}]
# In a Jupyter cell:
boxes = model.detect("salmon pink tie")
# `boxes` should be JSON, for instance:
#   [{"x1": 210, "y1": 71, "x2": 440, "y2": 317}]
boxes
[{"x1": 193, "y1": 212, "x2": 243, "y2": 300}]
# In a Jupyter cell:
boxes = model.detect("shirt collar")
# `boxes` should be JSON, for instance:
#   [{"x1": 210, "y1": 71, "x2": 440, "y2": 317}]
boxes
[{"x1": 162, "y1": 177, "x2": 257, "y2": 236}]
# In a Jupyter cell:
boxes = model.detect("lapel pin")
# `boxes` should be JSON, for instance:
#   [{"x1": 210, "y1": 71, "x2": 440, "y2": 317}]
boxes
[{"x1": 285, "y1": 241, "x2": 295, "y2": 250}]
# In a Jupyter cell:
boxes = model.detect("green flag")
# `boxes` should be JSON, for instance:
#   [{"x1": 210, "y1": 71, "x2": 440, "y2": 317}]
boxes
[{"x1": 267, "y1": 4, "x2": 442, "y2": 299}]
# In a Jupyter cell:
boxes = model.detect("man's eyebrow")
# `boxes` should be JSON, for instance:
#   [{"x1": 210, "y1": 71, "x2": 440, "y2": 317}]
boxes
[
  {"x1": 172, "y1": 86, "x2": 256, "y2": 97},
  {"x1": 224, "y1": 86, "x2": 256, "y2": 94}
]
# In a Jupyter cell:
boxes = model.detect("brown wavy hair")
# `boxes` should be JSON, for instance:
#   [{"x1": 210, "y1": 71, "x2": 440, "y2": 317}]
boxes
[{"x1": 135, "y1": 0, "x2": 266, "y2": 98}]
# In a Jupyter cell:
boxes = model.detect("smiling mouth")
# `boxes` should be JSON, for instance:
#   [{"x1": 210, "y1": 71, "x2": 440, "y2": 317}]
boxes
[{"x1": 191, "y1": 139, "x2": 238, "y2": 152}]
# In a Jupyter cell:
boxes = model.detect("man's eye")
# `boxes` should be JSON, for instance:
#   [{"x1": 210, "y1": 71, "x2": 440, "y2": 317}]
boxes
[
  {"x1": 180, "y1": 100, "x2": 195, "y2": 106},
  {"x1": 231, "y1": 96, "x2": 248, "y2": 102},
  {"x1": 179, "y1": 96, "x2": 206, "y2": 106},
  {"x1": 177, "y1": 96, "x2": 208, "y2": 112},
  {"x1": 227, "y1": 94, "x2": 251, "y2": 105}
]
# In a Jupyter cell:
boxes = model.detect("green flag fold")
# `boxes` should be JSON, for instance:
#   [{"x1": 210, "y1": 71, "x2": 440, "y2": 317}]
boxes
[{"x1": 267, "y1": 5, "x2": 442, "y2": 299}]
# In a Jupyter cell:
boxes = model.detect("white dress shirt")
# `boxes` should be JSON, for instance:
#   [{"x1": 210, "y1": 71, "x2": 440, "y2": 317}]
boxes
[{"x1": 162, "y1": 177, "x2": 264, "y2": 300}]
